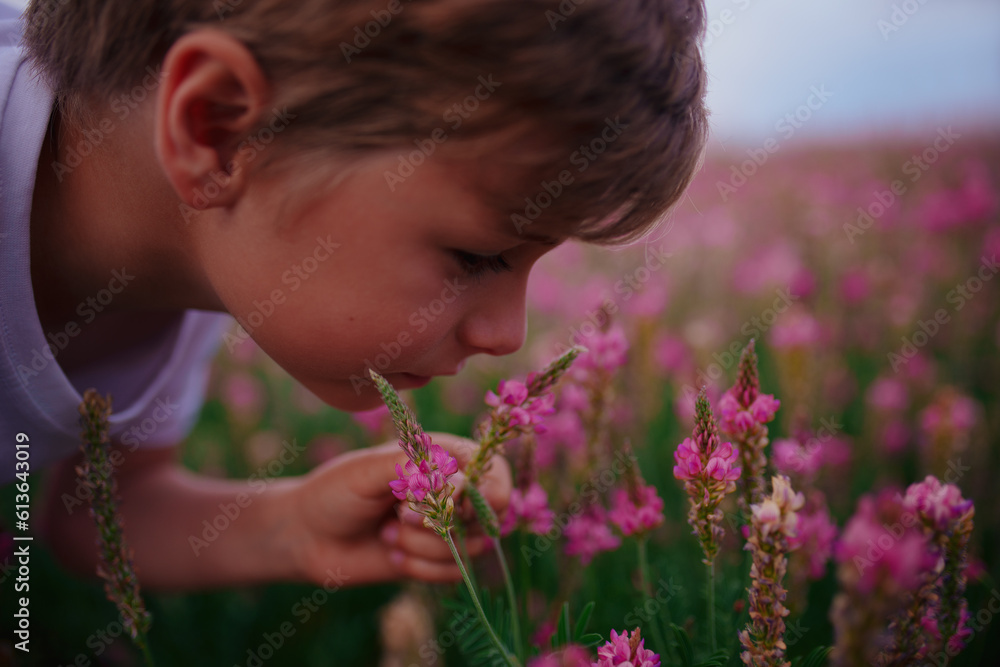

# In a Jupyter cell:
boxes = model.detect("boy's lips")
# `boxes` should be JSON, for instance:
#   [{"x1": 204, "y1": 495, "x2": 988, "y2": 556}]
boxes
[
  {"x1": 397, "y1": 373, "x2": 432, "y2": 388},
  {"x1": 395, "y1": 362, "x2": 466, "y2": 388}
]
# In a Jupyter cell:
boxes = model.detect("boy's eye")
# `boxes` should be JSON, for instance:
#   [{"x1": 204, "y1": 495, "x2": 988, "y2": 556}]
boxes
[{"x1": 451, "y1": 250, "x2": 513, "y2": 278}]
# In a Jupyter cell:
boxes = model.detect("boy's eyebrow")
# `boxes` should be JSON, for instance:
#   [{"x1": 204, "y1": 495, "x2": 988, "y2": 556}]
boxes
[
  {"x1": 520, "y1": 231, "x2": 562, "y2": 245},
  {"x1": 498, "y1": 223, "x2": 562, "y2": 245}
]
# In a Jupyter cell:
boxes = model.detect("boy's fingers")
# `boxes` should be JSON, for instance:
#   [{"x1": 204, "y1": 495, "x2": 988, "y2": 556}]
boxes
[
  {"x1": 397, "y1": 504, "x2": 425, "y2": 526},
  {"x1": 334, "y1": 442, "x2": 411, "y2": 503},
  {"x1": 368, "y1": 432, "x2": 510, "y2": 529},
  {"x1": 469, "y1": 455, "x2": 512, "y2": 516},
  {"x1": 390, "y1": 552, "x2": 463, "y2": 584},
  {"x1": 381, "y1": 520, "x2": 486, "y2": 561},
  {"x1": 424, "y1": 432, "x2": 513, "y2": 518}
]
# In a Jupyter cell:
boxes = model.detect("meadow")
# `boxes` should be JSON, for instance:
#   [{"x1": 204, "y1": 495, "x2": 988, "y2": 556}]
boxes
[{"x1": 3, "y1": 132, "x2": 998, "y2": 666}]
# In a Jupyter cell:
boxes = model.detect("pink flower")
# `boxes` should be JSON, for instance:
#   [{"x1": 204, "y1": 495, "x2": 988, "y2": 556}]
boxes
[
  {"x1": 593, "y1": 629, "x2": 659, "y2": 667},
  {"x1": 752, "y1": 499, "x2": 783, "y2": 537},
  {"x1": 838, "y1": 269, "x2": 871, "y2": 304},
  {"x1": 919, "y1": 392, "x2": 978, "y2": 435},
  {"x1": 772, "y1": 438, "x2": 821, "y2": 479},
  {"x1": 673, "y1": 389, "x2": 741, "y2": 564},
  {"x1": 390, "y1": 460, "x2": 431, "y2": 502},
  {"x1": 532, "y1": 621, "x2": 557, "y2": 649},
  {"x1": 673, "y1": 436, "x2": 740, "y2": 482},
  {"x1": 790, "y1": 267, "x2": 817, "y2": 299},
  {"x1": 769, "y1": 310, "x2": 823, "y2": 349},
  {"x1": 559, "y1": 383, "x2": 591, "y2": 412},
  {"x1": 704, "y1": 441, "x2": 741, "y2": 481},
  {"x1": 389, "y1": 444, "x2": 459, "y2": 504},
  {"x1": 485, "y1": 381, "x2": 556, "y2": 431},
  {"x1": 352, "y1": 404, "x2": 390, "y2": 436},
  {"x1": 671, "y1": 437, "x2": 702, "y2": 480},
  {"x1": 866, "y1": 377, "x2": 908, "y2": 412},
  {"x1": 718, "y1": 389, "x2": 780, "y2": 436},
  {"x1": 946, "y1": 605, "x2": 974, "y2": 654},
  {"x1": 486, "y1": 379, "x2": 530, "y2": 407},
  {"x1": 919, "y1": 160, "x2": 998, "y2": 230},
  {"x1": 880, "y1": 419, "x2": 910, "y2": 455},
  {"x1": 535, "y1": 410, "x2": 586, "y2": 469},
  {"x1": 834, "y1": 492, "x2": 935, "y2": 594},
  {"x1": 749, "y1": 394, "x2": 780, "y2": 423},
  {"x1": 622, "y1": 275, "x2": 669, "y2": 319},
  {"x1": 821, "y1": 436, "x2": 852, "y2": 469},
  {"x1": 730, "y1": 242, "x2": 802, "y2": 296},
  {"x1": 608, "y1": 484, "x2": 664, "y2": 537},
  {"x1": 229, "y1": 336, "x2": 261, "y2": 364},
  {"x1": 576, "y1": 325, "x2": 629, "y2": 374},
  {"x1": 790, "y1": 502, "x2": 838, "y2": 579},
  {"x1": 652, "y1": 334, "x2": 690, "y2": 376},
  {"x1": 564, "y1": 508, "x2": 621, "y2": 565},
  {"x1": 501, "y1": 482, "x2": 555, "y2": 536},
  {"x1": 740, "y1": 475, "x2": 805, "y2": 665},
  {"x1": 528, "y1": 645, "x2": 591, "y2": 667},
  {"x1": 221, "y1": 372, "x2": 264, "y2": 421},
  {"x1": 903, "y1": 476, "x2": 973, "y2": 534}
]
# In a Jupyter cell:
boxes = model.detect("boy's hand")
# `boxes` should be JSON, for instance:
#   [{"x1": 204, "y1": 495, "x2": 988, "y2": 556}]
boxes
[{"x1": 282, "y1": 432, "x2": 511, "y2": 586}]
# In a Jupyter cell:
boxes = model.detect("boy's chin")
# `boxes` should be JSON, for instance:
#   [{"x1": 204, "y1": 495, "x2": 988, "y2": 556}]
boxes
[{"x1": 306, "y1": 374, "x2": 432, "y2": 412}]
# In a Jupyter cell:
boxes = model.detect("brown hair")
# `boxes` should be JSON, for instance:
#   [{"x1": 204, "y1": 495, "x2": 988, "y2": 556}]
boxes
[{"x1": 23, "y1": 0, "x2": 708, "y2": 244}]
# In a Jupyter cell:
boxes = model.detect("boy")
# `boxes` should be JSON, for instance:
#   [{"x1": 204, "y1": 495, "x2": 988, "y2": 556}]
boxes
[{"x1": 0, "y1": 0, "x2": 707, "y2": 590}]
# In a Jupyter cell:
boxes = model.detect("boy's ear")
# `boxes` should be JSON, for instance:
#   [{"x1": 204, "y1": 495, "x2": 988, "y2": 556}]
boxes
[{"x1": 155, "y1": 29, "x2": 271, "y2": 211}]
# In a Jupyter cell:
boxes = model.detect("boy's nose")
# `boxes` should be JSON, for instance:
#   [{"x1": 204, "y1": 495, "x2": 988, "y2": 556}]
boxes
[{"x1": 456, "y1": 282, "x2": 527, "y2": 357}]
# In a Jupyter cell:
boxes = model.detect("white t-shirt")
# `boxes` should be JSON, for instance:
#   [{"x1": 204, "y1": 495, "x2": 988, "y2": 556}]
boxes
[{"x1": 0, "y1": 15, "x2": 233, "y2": 484}]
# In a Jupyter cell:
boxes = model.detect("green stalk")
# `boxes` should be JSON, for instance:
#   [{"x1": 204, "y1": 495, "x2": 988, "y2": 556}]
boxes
[
  {"x1": 517, "y1": 532, "x2": 531, "y2": 643},
  {"x1": 139, "y1": 640, "x2": 155, "y2": 667},
  {"x1": 454, "y1": 524, "x2": 478, "y2": 590},
  {"x1": 637, "y1": 537, "x2": 671, "y2": 661},
  {"x1": 708, "y1": 559, "x2": 718, "y2": 653},
  {"x1": 445, "y1": 531, "x2": 520, "y2": 667},
  {"x1": 494, "y1": 538, "x2": 524, "y2": 662}
]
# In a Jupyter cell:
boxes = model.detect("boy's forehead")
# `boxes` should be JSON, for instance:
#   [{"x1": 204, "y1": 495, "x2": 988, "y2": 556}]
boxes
[{"x1": 441, "y1": 150, "x2": 577, "y2": 245}]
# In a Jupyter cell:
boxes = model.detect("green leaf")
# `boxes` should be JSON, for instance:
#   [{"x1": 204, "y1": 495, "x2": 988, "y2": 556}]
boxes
[
  {"x1": 573, "y1": 601, "x2": 596, "y2": 641},
  {"x1": 694, "y1": 649, "x2": 730, "y2": 667},
  {"x1": 670, "y1": 624, "x2": 694, "y2": 667},
  {"x1": 578, "y1": 633, "x2": 605, "y2": 648},
  {"x1": 552, "y1": 601, "x2": 571, "y2": 649},
  {"x1": 561, "y1": 601, "x2": 572, "y2": 648},
  {"x1": 443, "y1": 586, "x2": 515, "y2": 667},
  {"x1": 795, "y1": 646, "x2": 832, "y2": 667}
]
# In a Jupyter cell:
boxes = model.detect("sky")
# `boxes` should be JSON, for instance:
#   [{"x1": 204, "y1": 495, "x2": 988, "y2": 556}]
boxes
[
  {"x1": 702, "y1": 0, "x2": 1000, "y2": 146},
  {"x1": 3, "y1": 0, "x2": 999, "y2": 146}
]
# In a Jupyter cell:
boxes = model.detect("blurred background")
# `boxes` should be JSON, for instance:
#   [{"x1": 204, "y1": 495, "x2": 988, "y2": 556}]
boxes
[
  {"x1": 2, "y1": 0, "x2": 999, "y2": 665},
  {"x1": 701, "y1": 0, "x2": 1000, "y2": 143},
  {"x1": 5, "y1": 0, "x2": 1000, "y2": 140}
]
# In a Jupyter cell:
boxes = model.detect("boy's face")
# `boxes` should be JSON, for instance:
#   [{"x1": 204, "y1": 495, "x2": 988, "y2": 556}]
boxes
[{"x1": 196, "y1": 152, "x2": 564, "y2": 411}]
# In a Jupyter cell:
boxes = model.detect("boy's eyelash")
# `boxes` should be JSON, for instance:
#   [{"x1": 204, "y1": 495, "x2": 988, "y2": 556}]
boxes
[{"x1": 452, "y1": 250, "x2": 513, "y2": 278}]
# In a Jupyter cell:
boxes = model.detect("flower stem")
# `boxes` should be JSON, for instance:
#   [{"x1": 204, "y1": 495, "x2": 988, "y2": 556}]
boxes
[
  {"x1": 139, "y1": 639, "x2": 155, "y2": 667},
  {"x1": 517, "y1": 532, "x2": 531, "y2": 644},
  {"x1": 708, "y1": 559, "x2": 718, "y2": 653},
  {"x1": 445, "y1": 531, "x2": 520, "y2": 667},
  {"x1": 494, "y1": 538, "x2": 524, "y2": 662},
  {"x1": 637, "y1": 537, "x2": 672, "y2": 663},
  {"x1": 455, "y1": 525, "x2": 479, "y2": 590}
]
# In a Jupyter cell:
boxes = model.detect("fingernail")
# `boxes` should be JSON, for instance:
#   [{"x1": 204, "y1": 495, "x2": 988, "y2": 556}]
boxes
[
  {"x1": 380, "y1": 523, "x2": 399, "y2": 545},
  {"x1": 389, "y1": 550, "x2": 405, "y2": 566},
  {"x1": 398, "y1": 505, "x2": 423, "y2": 526}
]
